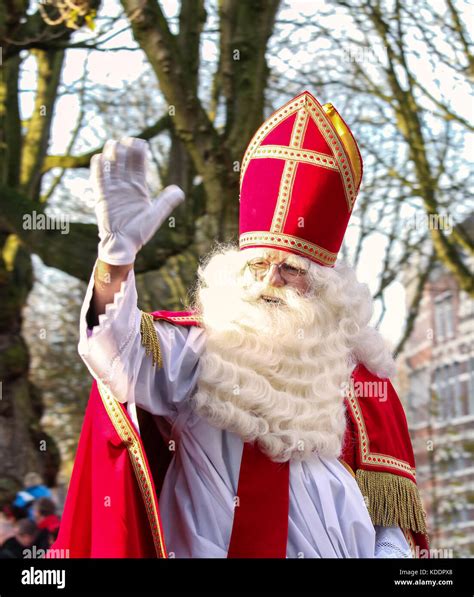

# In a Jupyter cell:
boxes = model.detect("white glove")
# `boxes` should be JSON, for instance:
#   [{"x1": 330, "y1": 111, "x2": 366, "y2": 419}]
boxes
[{"x1": 90, "y1": 137, "x2": 185, "y2": 265}]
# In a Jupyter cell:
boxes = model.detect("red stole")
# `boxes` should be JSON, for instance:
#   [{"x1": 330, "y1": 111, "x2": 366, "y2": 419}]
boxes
[{"x1": 227, "y1": 442, "x2": 289, "y2": 558}]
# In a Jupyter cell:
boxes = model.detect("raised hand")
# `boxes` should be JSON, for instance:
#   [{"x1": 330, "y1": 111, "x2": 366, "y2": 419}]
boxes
[{"x1": 90, "y1": 137, "x2": 185, "y2": 265}]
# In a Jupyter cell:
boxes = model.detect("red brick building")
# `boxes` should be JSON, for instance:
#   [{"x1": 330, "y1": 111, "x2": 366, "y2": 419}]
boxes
[{"x1": 397, "y1": 251, "x2": 474, "y2": 557}]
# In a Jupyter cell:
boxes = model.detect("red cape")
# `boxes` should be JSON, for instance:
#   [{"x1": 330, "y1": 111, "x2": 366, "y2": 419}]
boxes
[{"x1": 51, "y1": 310, "x2": 429, "y2": 557}]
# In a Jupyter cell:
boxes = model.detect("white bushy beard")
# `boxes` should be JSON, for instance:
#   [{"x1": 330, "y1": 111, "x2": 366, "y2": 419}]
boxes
[{"x1": 188, "y1": 247, "x2": 378, "y2": 463}]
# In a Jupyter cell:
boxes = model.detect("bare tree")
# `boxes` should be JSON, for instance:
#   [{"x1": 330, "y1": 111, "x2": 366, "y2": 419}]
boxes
[
  {"x1": 1, "y1": 0, "x2": 471, "y2": 498},
  {"x1": 268, "y1": 0, "x2": 473, "y2": 352},
  {"x1": 0, "y1": 0, "x2": 281, "y2": 500}
]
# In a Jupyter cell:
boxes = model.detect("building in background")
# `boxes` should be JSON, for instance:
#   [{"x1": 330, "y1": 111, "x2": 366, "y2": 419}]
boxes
[{"x1": 397, "y1": 219, "x2": 474, "y2": 557}]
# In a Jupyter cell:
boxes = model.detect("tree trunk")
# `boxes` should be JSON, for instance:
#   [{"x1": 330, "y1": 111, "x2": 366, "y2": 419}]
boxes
[
  {"x1": 0, "y1": 22, "x2": 65, "y2": 504},
  {"x1": 0, "y1": 0, "x2": 281, "y2": 502},
  {"x1": 0, "y1": 231, "x2": 60, "y2": 503}
]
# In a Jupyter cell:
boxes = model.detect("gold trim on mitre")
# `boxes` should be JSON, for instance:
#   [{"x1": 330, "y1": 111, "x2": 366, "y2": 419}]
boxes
[
  {"x1": 239, "y1": 92, "x2": 360, "y2": 212},
  {"x1": 239, "y1": 231, "x2": 337, "y2": 266},
  {"x1": 322, "y1": 103, "x2": 362, "y2": 190}
]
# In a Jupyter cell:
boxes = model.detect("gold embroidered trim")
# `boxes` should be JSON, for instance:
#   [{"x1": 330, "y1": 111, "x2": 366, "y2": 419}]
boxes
[
  {"x1": 270, "y1": 159, "x2": 298, "y2": 233},
  {"x1": 97, "y1": 381, "x2": 167, "y2": 558},
  {"x1": 302, "y1": 94, "x2": 356, "y2": 211},
  {"x1": 239, "y1": 231, "x2": 337, "y2": 266},
  {"x1": 356, "y1": 469, "x2": 427, "y2": 534},
  {"x1": 346, "y1": 385, "x2": 416, "y2": 478},
  {"x1": 270, "y1": 108, "x2": 307, "y2": 233},
  {"x1": 140, "y1": 311, "x2": 163, "y2": 368},
  {"x1": 152, "y1": 314, "x2": 203, "y2": 324},
  {"x1": 240, "y1": 94, "x2": 307, "y2": 185},
  {"x1": 252, "y1": 145, "x2": 338, "y2": 171},
  {"x1": 290, "y1": 105, "x2": 309, "y2": 148}
]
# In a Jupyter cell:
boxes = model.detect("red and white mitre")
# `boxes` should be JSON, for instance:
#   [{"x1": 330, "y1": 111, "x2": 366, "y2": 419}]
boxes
[{"x1": 239, "y1": 90, "x2": 363, "y2": 267}]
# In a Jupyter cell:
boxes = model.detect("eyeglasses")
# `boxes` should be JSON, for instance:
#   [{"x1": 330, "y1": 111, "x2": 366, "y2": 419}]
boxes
[{"x1": 246, "y1": 259, "x2": 308, "y2": 282}]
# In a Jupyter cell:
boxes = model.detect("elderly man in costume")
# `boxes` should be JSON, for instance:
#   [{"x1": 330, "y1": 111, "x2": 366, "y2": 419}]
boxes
[{"x1": 52, "y1": 91, "x2": 429, "y2": 558}]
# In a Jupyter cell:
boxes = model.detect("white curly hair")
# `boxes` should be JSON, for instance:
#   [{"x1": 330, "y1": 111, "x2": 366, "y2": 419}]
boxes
[{"x1": 188, "y1": 243, "x2": 395, "y2": 462}]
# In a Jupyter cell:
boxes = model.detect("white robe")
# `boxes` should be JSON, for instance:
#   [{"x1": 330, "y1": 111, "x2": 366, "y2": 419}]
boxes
[{"x1": 78, "y1": 261, "x2": 413, "y2": 559}]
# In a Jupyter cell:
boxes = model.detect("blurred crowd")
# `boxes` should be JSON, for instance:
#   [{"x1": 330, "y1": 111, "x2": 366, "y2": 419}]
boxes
[{"x1": 0, "y1": 472, "x2": 61, "y2": 558}]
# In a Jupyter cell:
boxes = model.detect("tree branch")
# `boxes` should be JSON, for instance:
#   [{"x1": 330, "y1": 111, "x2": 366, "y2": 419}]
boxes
[
  {"x1": 20, "y1": 47, "x2": 65, "y2": 199},
  {"x1": 394, "y1": 250, "x2": 437, "y2": 357},
  {"x1": 120, "y1": 0, "x2": 237, "y2": 243},
  {"x1": 0, "y1": 183, "x2": 194, "y2": 281},
  {"x1": 41, "y1": 113, "x2": 172, "y2": 172}
]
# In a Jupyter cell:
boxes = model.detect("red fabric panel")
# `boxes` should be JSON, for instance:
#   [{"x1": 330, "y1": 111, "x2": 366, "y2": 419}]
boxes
[
  {"x1": 239, "y1": 158, "x2": 286, "y2": 234},
  {"x1": 349, "y1": 364, "x2": 416, "y2": 481},
  {"x1": 227, "y1": 442, "x2": 289, "y2": 558},
  {"x1": 301, "y1": 116, "x2": 332, "y2": 154},
  {"x1": 341, "y1": 365, "x2": 429, "y2": 554},
  {"x1": 260, "y1": 112, "x2": 296, "y2": 146},
  {"x1": 283, "y1": 163, "x2": 348, "y2": 253},
  {"x1": 51, "y1": 382, "x2": 162, "y2": 558},
  {"x1": 341, "y1": 408, "x2": 358, "y2": 474}
]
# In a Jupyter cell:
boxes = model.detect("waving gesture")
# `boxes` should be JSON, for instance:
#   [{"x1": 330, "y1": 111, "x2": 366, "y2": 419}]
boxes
[{"x1": 90, "y1": 137, "x2": 185, "y2": 265}]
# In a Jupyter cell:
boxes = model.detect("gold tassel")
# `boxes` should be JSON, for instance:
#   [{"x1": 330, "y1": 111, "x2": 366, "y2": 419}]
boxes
[
  {"x1": 356, "y1": 469, "x2": 427, "y2": 534},
  {"x1": 140, "y1": 311, "x2": 163, "y2": 368}
]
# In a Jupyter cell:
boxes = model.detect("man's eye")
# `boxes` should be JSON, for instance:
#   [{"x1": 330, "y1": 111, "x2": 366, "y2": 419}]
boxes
[
  {"x1": 251, "y1": 261, "x2": 267, "y2": 268},
  {"x1": 282, "y1": 264, "x2": 299, "y2": 273}
]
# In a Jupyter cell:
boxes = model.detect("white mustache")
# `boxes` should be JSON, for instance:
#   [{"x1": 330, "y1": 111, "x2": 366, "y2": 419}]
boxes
[{"x1": 242, "y1": 283, "x2": 302, "y2": 305}]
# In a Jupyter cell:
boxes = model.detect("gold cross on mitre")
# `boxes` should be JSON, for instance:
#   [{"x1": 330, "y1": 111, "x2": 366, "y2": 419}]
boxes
[{"x1": 239, "y1": 92, "x2": 362, "y2": 224}]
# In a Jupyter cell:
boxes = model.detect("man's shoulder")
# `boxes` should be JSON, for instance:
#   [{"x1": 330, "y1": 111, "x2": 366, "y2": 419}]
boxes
[
  {"x1": 149, "y1": 309, "x2": 203, "y2": 327},
  {"x1": 347, "y1": 362, "x2": 409, "y2": 444},
  {"x1": 351, "y1": 362, "x2": 390, "y2": 383},
  {"x1": 350, "y1": 362, "x2": 398, "y2": 403}
]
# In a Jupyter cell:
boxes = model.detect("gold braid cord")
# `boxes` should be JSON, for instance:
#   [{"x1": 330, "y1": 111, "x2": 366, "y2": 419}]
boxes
[
  {"x1": 140, "y1": 311, "x2": 163, "y2": 368},
  {"x1": 356, "y1": 469, "x2": 428, "y2": 535}
]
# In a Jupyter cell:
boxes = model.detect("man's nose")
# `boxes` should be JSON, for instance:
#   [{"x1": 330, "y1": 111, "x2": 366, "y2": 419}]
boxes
[{"x1": 265, "y1": 264, "x2": 285, "y2": 287}]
